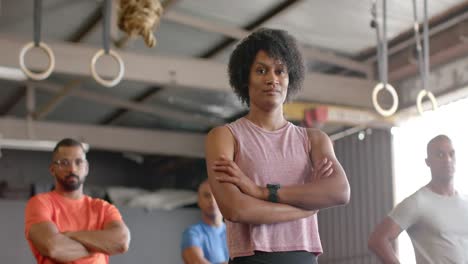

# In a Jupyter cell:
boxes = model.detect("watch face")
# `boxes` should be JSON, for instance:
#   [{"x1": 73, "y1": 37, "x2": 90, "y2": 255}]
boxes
[{"x1": 267, "y1": 183, "x2": 280, "y2": 188}]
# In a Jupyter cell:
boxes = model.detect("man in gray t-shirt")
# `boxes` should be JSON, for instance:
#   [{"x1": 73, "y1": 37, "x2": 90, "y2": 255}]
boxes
[{"x1": 368, "y1": 135, "x2": 468, "y2": 264}]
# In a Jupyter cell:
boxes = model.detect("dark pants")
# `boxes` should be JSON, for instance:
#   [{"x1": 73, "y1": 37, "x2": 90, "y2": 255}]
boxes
[{"x1": 229, "y1": 251, "x2": 318, "y2": 264}]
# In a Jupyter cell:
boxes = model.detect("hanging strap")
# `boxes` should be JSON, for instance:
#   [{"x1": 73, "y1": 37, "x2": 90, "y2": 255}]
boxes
[
  {"x1": 413, "y1": 0, "x2": 437, "y2": 114},
  {"x1": 19, "y1": 0, "x2": 55, "y2": 80},
  {"x1": 382, "y1": 0, "x2": 388, "y2": 88},
  {"x1": 371, "y1": 0, "x2": 389, "y2": 88},
  {"x1": 412, "y1": 0, "x2": 431, "y2": 90},
  {"x1": 370, "y1": 0, "x2": 399, "y2": 117},
  {"x1": 371, "y1": 1, "x2": 383, "y2": 82},
  {"x1": 102, "y1": 0, "x2": 111, "y2": 54},
  {"x1": 33, "y1": 0, "x2": 42, "y2": 46},
  {"x1": 91, "y1": 0, "x2": 125, "y2": 87},
  {"x1": 422, "y1": 0, "x2": 430, "y2": 92},
  {"x1": 411, "y1": 0, "x2": 425, "y2": 83}
]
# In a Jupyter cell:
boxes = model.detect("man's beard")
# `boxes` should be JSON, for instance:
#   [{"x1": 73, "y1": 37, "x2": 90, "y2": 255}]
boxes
[{"x1": 57, "y1": 174, "x2": 84, "y2": 191}]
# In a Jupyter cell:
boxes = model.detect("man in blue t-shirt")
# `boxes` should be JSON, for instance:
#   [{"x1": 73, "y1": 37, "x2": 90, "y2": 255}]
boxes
[{"x1": 181, "y1": 180, "x2": 228, "y2": 264}]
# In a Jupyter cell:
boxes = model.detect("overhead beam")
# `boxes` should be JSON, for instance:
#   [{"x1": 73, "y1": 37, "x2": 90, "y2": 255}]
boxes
[
  {"x1": 0, "y1": 37, "x2": 376, "y2": 108},
  {"x1": 200, "y1": 0, "x2": 302, "y2": 58},
  {"x1": 67, "y1": 5, "x2": 103, "y2": 43},
  {"x1": 396, "y1": 42, "x2": 468, "y2": 110},
  {"x1": 30, "y1": 80, "x2": 224, "y2": 128},
  {"x1": 297, "y1": 73, "x2": 375, "y2": 108},
  {"x1": 362, "y1": 1, "x2": 468, "y2": 64},
  {"x1": 34, "y1": 80, "x2": 80, "y2": 120},
  {"x1": 164, "y1": 11, "x2": 249, "y2": 40},
  {"x1": 0, "y1": 85, "x2": 26, "y2": 115},
  {"x1": 0, "y1": 117, "x2": 205, "y2": 157},
  {"x1": 100, "y1": 86, "x2": 163, "y2": 125},
  {"x1": 390, "y1": 42, "x2": 468, "y2": 82},
  {"x1": 388, "y1": 19, "x2": 468, "y2": 82},
  {"x1": 164, "y1": 10, "x2": 370, "y2": 75}
]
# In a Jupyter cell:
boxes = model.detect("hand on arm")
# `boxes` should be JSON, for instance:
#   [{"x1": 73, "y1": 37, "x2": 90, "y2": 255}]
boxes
[
  {"x1": 206, "y1": 126, "x2": 315, "y2": 225},
  {"x1": 311, "y1": 156, "x2": 334, "y2": 181},
  {"x1": 368, "y1": 217, "x2": 402, "y2": 264},
  {"x1": 213, "y1": 156, "x2": 266, "y2": 200},
  {"x1": 182, "y1": 246, "x2": 211, "y2": 264},
  {"x1": 65, "y1": 220, "x2": 130, "y2": 255},
  {"x1": 29, "y1": 221, "x2": 91, "y2": 262}
]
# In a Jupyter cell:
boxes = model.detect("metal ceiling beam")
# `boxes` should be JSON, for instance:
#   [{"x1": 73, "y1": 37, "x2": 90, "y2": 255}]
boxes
[
  {"x1": 0, "y1": 117, "x2": 205, "y2": 157},
  {"x1": 164, "y1": 11, "x2": 249, "y2": 40},
  {"x1": 67, "y1": 5, "x2": 103, "y2": 43},
  {"x1": 29, "y1": 80, "x2": 224, "y2": 128},
  {"x1": 200, "y1": 0, "x2": 302, "y2": 58},
  {"x1": 189, "y1": 0, "x2": 370, "y2": 76},
  {"x1": 109, "y1": 0, "x2": 370, "y2": 125},
  {"x1": 390, "y1": 41, "x2": 468, "y2": 82},
  {"x1": 164, "y1": 10, "x2": 370, "y2": 76},
  {"x1": 0, "y1": 85, "x2": 26, "y2": 116},
  {"x1": 361, "y1": 1, "x2": 468, "y2": 63},
  {"x1": 100, "y1": 86, "x2": 163, "y2": 125},
  {"x1": 34, "y1": 80, "x2": 80, "y2": 120},
  {"x1": 9, "y1": 0, "x2": 101, "y2": 120},
  {"x1": 387, "y1": 14, "x2": 468, "y2": 82},
  {"x1": 0, "y1": 37, "x2": 376, "y2": 108}
]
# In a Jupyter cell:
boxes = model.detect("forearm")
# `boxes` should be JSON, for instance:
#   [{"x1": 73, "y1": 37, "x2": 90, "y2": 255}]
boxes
[
  {"x1": 221, "y1": 186, "x2": 315, "y2": 224},
  {"x1": 28, "y1": 222, "x2": 91, "y2": 262},
  {"x1": 236, "y1": 200, "x2": 315, "y2": 224},
  {"x1": 66, "y1": 226, "x2": 129, "y2": 255},
  {"x1": 46, "y1": 234, "x2": 91, "y2": 262},
  {"x1": 276, "y1": 177, "x2": 350, "y2": 210},
  {"x1": 368, "y1": 238, "x2": 400, "y2": 264}
]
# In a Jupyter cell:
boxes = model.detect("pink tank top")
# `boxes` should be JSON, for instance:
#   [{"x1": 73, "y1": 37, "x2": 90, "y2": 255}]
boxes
[{"x1": 226, "y1": 117, "x2": 323, "y2": 258}]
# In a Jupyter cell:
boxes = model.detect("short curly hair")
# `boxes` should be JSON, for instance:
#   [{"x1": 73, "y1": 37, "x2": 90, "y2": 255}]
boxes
[{"x1": 228, "y1": 28, "x2": 305, "y2": 105}]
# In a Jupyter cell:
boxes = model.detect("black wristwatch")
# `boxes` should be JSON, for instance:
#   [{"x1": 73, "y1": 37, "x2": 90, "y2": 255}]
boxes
[{"x1": 266, "y1": 183, "x2": 281, "y2": 203}]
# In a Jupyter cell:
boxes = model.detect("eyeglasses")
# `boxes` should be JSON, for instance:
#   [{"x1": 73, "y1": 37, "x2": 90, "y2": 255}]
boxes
[{"x1": 53, "y1": 159, "x2": 88, "y2": 169}]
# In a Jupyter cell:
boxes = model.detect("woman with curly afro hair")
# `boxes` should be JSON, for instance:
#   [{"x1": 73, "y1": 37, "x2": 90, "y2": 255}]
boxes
[{"x1": 205, "y1": 28, "x2": 350, "y2": 264}]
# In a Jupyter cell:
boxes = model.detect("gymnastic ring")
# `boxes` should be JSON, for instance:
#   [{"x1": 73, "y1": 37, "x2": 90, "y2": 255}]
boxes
[
  {"x1": 372, "y1": 82, "x2": 399, "y2": 117},
  {"x1": 19, "y1": 41, "x2": 55, "y2": 80},
  {"x1": 416, "y1": 89, "x2": 438, "y2": 115},
  {"x1": 90, "y1": 49, "x2": 125, "y2": 87}
]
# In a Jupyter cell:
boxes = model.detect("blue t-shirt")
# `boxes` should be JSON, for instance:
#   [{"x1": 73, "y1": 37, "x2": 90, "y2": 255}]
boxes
[{"x1": 181, "y1": 221, "x2": 228, "y2": 263}]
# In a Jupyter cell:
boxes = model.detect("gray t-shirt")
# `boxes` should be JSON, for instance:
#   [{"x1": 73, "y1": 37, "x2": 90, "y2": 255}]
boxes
[{"x1": 389, "y1": 186, "x2": 468, "y2": 264}]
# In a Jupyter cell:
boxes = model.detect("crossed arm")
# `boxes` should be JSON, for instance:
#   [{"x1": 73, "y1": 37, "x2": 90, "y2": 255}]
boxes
[
  {"x1": 271, "y1": 129, "x2": 350, "y2": 210},
  {"x1": 205, "y1": 126, "x2": 350, "y2": 224},
  {"x1": 28, "y1": 220, "x2": 130, "y2": 262}
]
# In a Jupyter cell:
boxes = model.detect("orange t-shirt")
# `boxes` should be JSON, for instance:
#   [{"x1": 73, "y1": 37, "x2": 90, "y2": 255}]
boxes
[{"x1": 24, "y1": 191, "x2": 123, "y2": 264}]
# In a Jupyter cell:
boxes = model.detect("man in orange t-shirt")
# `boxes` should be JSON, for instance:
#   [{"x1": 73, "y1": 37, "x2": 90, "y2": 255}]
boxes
[{"x1": 24, "y1": 138, "x2": 130, "y2": 264}]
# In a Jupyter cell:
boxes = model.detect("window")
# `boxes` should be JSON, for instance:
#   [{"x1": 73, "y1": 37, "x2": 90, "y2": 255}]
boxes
[{"x1": 392, "y1": 97, "x2": 468, "y2": 263}]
